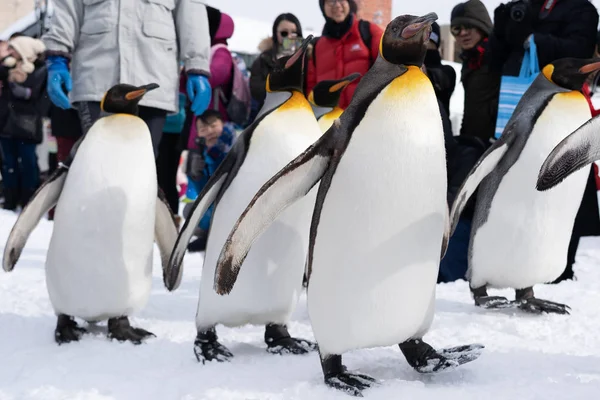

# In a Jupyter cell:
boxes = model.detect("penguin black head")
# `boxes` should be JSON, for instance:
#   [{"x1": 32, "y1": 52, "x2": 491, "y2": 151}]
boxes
[
  {"x1": 380, "y1": 13, "x2": 438, "y2": 67},
  {"x1": 542, "y1": 58, "x2": 600, "y2": 90},
  {"x1": 100, "y1": 83, "x2": 160, "y2": 115},
  {"x1": 308, "y1": 73, "x2": 361, "y2": 108},
  {"x1": 266, "y1": 35, "x2": 314, "y2": 93}
]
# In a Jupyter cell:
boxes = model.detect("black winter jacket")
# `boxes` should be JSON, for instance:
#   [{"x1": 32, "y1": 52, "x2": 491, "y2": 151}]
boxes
[{"x1": 491, "y1": 0, "x2": 599, "y2": 75}]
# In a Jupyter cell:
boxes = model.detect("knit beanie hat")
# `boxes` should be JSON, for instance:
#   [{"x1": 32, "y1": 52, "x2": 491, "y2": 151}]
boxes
[
  {"x1": 430, "y1": 22, "x2": 441, "y2": 48},
  {"x1": 451, "y1": 0, "x2": 493, "y2": 35},
  {"x1": 319, "y1": 0, "x2": 358, "y2": 17}
]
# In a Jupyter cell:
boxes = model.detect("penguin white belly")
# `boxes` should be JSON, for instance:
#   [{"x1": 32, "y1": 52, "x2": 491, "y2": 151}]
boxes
[
  {"x1": 470, "y1": 93, "x2": 591, "y2": 290},
  {"x1": 308, "y1": 72, "x2": 447, "y2": 356},
  {"x1": 196, "y1": 98, "x2": 321, "y2": 330},
  {"x1": 46, "y1": 116, "x2": 157, "y2": 321}
]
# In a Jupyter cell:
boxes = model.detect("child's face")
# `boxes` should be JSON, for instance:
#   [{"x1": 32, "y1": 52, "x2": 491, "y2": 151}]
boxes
[{"x1": 196, "y1": 117, "x2": 223, "y2": 143}]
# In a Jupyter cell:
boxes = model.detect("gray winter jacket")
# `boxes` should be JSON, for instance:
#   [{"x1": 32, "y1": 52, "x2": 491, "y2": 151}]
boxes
[{"x1": 42, "y1": 0, "x2": 212, "y2": 112}]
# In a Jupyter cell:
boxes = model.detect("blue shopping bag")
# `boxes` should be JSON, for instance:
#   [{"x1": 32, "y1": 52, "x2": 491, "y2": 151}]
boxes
[{"x1": 494, "y1": 36, "x2": 540, "y2": 139}]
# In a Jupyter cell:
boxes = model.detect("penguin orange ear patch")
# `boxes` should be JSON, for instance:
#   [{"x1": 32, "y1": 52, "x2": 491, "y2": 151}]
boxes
[
  {"x1": 125, "y1": 89, "x2": 146, "y2": 100},
  {"x1": 329, "y1": 80, "x2": 352, "y2": 93}
]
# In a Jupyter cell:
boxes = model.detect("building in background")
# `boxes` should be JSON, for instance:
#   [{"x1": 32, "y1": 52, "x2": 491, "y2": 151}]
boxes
[{"x1": 355, "y1": 0, "x2": 392, "y2": 27}]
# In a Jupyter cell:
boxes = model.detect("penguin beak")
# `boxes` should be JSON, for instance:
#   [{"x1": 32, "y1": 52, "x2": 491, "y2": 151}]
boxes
[
  {"x1": 125, "y1": 83, "x2": 159, "y2": 101},
  {"x1": 284, "y1": 34, "x2": 314, "y2": 69},
  {"x1": 579, "y1": 61, "x2": 600, "y2": 75},
  {"x1": 401, "y1": 12, "x2": 438, "y2": 39},
  {"x1": 328, "y1": 73, "x2": 361, "y2": 93}
]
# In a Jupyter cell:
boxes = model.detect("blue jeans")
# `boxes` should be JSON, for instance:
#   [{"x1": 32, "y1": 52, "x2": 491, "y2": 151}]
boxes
[
  {"x1": 0, "y1": 137, "x2": 40, "y2": 193},
  {"x1": 438, "y1": 218, "x2": 472, "y2": 283}
]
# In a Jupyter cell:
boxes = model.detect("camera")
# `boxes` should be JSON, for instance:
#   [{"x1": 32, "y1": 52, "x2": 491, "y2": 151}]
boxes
[
  {"x1": 509, "y1": 0, "x2": 530, "y2": 22},
  {"x1": 278, "y1": 37, "x2": 304, "y2": 58}
]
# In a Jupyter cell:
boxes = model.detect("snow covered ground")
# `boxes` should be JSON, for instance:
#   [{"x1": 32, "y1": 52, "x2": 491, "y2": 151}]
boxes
[{"x1": 1, "y1": 209, "x2": 600, "y2": 399}]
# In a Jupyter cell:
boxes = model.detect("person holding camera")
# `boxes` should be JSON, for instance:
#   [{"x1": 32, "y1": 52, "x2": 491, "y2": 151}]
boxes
[
  {"x1": 249, "y1": 13, "x2": 304, "y2": 117},
  {"x1": 492, "y1": 0, "x2": 599, "y2": 76}
]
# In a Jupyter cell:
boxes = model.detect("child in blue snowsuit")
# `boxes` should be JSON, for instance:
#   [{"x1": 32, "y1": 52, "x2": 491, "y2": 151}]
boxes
[{"x1": 185, "y1": 110, "x2": 236, "y2": 252}]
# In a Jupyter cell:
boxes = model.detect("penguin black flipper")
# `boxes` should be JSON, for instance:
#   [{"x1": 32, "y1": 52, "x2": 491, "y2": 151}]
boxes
[
  {"x1": 213, "y1": 130, "x2": 338, "y2": 295},
  {"x1": 155, "y1": 189, "x2": 183, "y2": 290},
  {"x1": 537, "y1": 115, "x2": 600, "y2": 191},
  {"x1": 448, "y1": 75, "x2": 571, "y2": 236},
  {"x1": 166, "y1": 101, "x2": 290, "y2": 290},
  {"x1": 2, "y1": 165, "x2": 69, "y2": 272}
]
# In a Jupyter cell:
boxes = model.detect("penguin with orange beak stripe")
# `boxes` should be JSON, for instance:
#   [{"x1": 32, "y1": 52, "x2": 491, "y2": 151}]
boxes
[
  {"x1": 448, "y1": 57, "x2": 600, "y2": 315},
  {"x1": 167, "y1": 36, "x2": 323, "y2": 365},
  {"x1": 206, "y1": 13, "x2": 484, "y2": 396},
  {"x1": 308, "y1": 73, "x2": 361, "y2": 132},
  {"x1": 3, "y1": 83, "x2": 182, "y2": 345}
]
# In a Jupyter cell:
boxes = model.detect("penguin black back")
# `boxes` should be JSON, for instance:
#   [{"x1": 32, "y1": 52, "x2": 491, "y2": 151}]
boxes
[
  {"x1": 266, "y1": 35, "x2": 314, "y2": 94},
  {"x1": 542, "y1": 58, "x2": 600, "y2": 90},
  {"x1": 309, "y1": 73, "x2": 361, "y2": 109},
  {"x1": 380, "y1": 13, "x2": 438, "y2": 67},
  {"x1": 100, "y1": 83, "x2": 160, "y2": 115}
]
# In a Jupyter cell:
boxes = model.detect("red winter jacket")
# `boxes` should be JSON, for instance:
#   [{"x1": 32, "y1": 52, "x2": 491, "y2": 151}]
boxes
[{"x1": 305, "y1": 18, "x2": 383, "y2": 110}]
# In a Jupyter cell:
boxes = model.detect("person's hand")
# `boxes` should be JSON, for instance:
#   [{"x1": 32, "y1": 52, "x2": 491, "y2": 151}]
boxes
[
  {"x1": 46, "y1": 55, "x2": 72, "y2": 109},
  {"x1": 186, "y1": 74, "x2": 211, "y2": 116}
]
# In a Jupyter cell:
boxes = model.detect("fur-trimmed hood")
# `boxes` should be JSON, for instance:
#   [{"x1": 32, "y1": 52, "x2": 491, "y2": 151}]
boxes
[{"x1": 258, "y1": 37, "x2": 274, "y2": 53}]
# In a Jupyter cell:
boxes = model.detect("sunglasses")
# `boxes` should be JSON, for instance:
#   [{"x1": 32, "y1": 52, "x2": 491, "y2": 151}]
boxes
[
  {"x1": 451, "y1": 24, "x2": 475, "y2": 36},
  {"x1": 278, "y1": 30, "x2": 297, "y2": 38}
]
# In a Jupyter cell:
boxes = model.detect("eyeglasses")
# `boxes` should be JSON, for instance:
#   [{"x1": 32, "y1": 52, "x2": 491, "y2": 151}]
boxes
[
  {"x1": 278, "y1": 30, "x2": 297, "y2": 37},
  {"x1": 451, "y1": 24, "x2": 475, "y2": 36},
  {"x1": 325, "y1": 0, "x2": 348, "y2": 6}
]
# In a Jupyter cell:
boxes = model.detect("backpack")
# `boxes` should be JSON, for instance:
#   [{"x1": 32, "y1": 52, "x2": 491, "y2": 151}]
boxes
[
  {"x1": 312, "y1": 20, "x2": 373, "y2": 66},
  {"x1": 211, "y1": 44, "x2": 252, "y2": 127}
]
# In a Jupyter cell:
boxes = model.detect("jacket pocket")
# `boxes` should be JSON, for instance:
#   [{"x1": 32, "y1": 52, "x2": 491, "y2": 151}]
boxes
[
  {"x1": 143, "y1": 0, "x2": 176, "y2": 41},
  {"x1": 81, "y1": 0, "x2": 115, "y2": 35}
]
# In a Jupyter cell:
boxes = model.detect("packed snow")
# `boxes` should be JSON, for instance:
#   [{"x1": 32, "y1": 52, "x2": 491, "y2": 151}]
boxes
[{"x1": 1, "y1": 209, "x2": 600, "y2": 399}]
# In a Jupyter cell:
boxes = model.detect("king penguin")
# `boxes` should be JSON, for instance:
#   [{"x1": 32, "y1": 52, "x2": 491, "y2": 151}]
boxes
[
  {"x1": 2, "y1": 83, "x2": 182, "y2": 344},
  {"x1": 308, "y1": 73, "x2": 360, "y2": 132},
  {"x1": 208, "y1": 14, "x2": 483, "y2": 396},
  {"x1": 167, "y1": 36, "x2": 322, "y2": 364},
  {"x1": 448, "y1": 57, "x2": 600, "y2": 314}
]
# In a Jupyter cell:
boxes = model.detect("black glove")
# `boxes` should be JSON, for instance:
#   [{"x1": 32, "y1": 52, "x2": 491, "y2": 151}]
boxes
[
  {"x1": 493, "y1": 4, "x2": 510, "y2": 41},
  {"x1": 505, "y1": 1, "x2": 534, "y2": 48}
]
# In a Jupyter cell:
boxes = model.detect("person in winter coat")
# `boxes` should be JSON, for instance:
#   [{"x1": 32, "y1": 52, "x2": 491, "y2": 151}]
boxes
[
  {"x1": 0, "y1": 43, "x2": 47, "y2": 210},
  {"x1": 451, "y1": 0, "x2": 501, "y2": 145},
  {"x1": 424, "y1": 22, "x2": 457, "y2": 117},
  {"x1": 305, "y1": 0, "x2": 384, "y2": 110},
  {"x1": 41, "y1": 0, "x2": 213, "y2": 159},
  {"x1": 185, "y1": 7, "x2": 235, "y2": 151},
  {"x1": 491, "y1": 0, "x2": 600, "y2": 282},
  {"x1": 249, "y1": 13, "x2": 304, "y2": 113}
]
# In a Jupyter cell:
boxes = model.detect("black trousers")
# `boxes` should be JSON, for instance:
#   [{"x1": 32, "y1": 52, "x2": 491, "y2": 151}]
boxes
[
  {"x1": 75, "y1": 101, "x2": 167, "y2": 158},
  {"x1": 156, "y1": 133, "x2": 182, "y2": 214}
]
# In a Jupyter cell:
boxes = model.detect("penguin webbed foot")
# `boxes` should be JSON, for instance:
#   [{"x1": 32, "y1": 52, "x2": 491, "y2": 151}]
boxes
[
  {"x1": 264, "y1": 323, "x2": 318, "y2": 355},
  {"x1": 322, "y1": 354, "x2": 377, "y2": 397},
  {"x1": 399, "y1": 339, "x2": 483, "y2": 373},
  {"x1": 107, "y1": 317, "x2": 155, "y2": 345},
  {"x1": 517, "y1": 297, "x2": 571, "y2": 315},
  {"x1": 55, "y1": 314, "x2": 87, "y2": 344},
  {"x1": 474, "y1": 295, "x2": 514, "y2": 309},
  {"x1": 193, "y1": 328, "x2": 234, "y2": 364},
  {"x1": 325, "y1": 371, "x2": 377, "y2": 397}
]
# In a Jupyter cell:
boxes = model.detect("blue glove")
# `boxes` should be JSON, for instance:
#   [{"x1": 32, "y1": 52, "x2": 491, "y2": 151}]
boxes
[
  {"x1": 46, "y1": 55, "x2": 72, "y2": 109},
  {"x1": 186, "y1": 74, "x2": 212, "y2": 116}
]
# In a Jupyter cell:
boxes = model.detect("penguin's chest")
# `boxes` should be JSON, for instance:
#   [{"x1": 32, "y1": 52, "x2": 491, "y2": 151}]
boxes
[
  {"x1": 471, "y1": 93, "x2": 592, "y2": 289},
  {"x1": 308, "y1": 69, "x2": 447, "y2": 353},
  {"x1": 46, "y1": 120, "x2": 157, "y2": 319},
  {"x1": 196, "y1": 103, "x2": 322, "y2": 328}
]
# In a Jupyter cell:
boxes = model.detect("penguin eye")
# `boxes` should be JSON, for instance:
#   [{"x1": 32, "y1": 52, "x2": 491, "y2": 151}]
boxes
[{"x1": 392, "y1": 25, "x2": 399, "y2": 33}]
